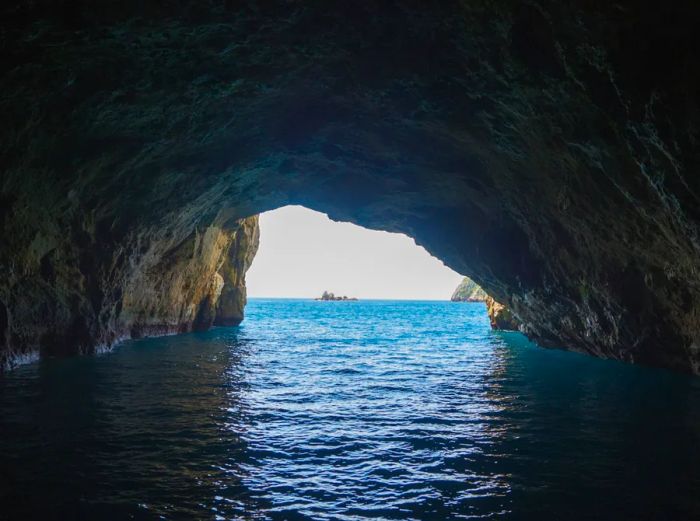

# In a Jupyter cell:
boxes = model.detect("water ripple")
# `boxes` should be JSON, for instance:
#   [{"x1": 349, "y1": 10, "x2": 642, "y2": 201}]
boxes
[{"x1": 1, "y1": 299, "x2": 700, "y2": 520}]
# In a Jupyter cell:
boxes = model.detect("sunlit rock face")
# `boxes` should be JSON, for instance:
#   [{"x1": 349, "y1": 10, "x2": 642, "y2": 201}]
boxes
[
  {"x1": 0, "y1": 203, "x2": 258, "y2": 370},
  {"x1": 486, "y1": 297, "x2": 520, "y2": 332},
  {"x1": 451, "y1": 277, "x2": 488, "y2": 302},
  {"x1": 2, "y1": 2, "x2": 700, "y2": 372}
]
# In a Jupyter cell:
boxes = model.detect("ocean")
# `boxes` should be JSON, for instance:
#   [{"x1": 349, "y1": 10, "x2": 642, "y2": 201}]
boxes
[{"x1": 1, "y1": 298, "x2": 699, "y2": 520}]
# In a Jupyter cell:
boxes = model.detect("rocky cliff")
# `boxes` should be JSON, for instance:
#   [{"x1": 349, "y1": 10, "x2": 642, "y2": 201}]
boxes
[
  {"x1": 452, "y1": 278, "x2": 518, "y2": 332},
  {"x1": 0, "y1": 209, "x2": 258, "y2": 370},
  {"x1": 486, "y1": 296, "x2": 521, "y2": 332},
  {"x1": 451, "y1": 278, "x2": 488, "y2": 302},
  {"x1": 3, "y1": 2, "x2": 700, "y2": 372}
]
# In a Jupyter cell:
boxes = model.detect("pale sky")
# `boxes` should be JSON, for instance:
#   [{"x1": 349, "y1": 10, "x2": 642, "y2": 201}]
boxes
[{"x1": 245, "y1": 205, "x2": 464, "y2": 300}]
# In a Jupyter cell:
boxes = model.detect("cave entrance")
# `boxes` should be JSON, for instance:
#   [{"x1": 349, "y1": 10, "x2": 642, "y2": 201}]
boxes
[{"x1": 245, "y1": 205, "x2": 463, "y2": 301}]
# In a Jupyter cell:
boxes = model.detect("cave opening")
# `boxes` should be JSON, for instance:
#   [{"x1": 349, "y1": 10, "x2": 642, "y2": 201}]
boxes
[{"x1": 245, "y1": 205, "x2": 464, "y2": 302}]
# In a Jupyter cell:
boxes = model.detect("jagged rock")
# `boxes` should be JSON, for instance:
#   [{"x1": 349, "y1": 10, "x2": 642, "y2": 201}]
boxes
[
  {"x1": 486, "y1": 296, "x2": 520, "y2": 332},
  {"x1": 0, "y1": 210, "x2": 258, "y2": 370},
  {"x1": 2, "y1": 2, "x2": 700, "y2": 372},
  {"x1": 214, "y1": 217, "x2": 260, "y2": 326},
  {"x1": 451, "y1": 277, "x2": 488, "y2": 302},
  {"x1": 316, "y1": 291, "x2": 357, "y2": 301}
]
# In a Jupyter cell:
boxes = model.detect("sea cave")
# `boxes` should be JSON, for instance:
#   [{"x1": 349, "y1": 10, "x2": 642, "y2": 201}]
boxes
[{"x1": 2, "y1": 2, "x2": 700, "y2": 519}]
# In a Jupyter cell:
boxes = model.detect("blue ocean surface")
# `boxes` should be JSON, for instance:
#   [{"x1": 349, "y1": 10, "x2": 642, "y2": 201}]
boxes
[{"x1": 1, "y1": 299, "x2": 699, "y2": 520}]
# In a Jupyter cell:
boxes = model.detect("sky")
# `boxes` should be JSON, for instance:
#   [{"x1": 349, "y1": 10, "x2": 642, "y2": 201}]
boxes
[{"x1": 245, "y1": 205, "x2": 464, "y2": 300}]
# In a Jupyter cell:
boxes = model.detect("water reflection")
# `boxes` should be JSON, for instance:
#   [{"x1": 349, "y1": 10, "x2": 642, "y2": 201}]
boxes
[
  {"x1": 1, "y1": 300, "x2": 699, "y2": 520},
  {"x1": 0, "y1": 330, "x2": 271, "y2": 519},
  {"x1": 490, "y1": 331, "x2": 700, "y2": 519},
  {"x1": 232, "y1": 300, "x2": 521, "y2": 519}
]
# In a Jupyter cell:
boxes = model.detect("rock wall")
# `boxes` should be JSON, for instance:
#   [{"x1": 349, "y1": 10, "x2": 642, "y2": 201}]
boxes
[
  {"x1": 0, "y1": 208, "x2": 258, "y2": 370},
  {"x1": 486, "y1": 297, "x2": 521, "y2": 332},
  {"x1": 214, "y1": 217, "x2": 260, "y2": 326},
  {"x1": 3, "y1": 2, "x2": 700, "y2": 372}
]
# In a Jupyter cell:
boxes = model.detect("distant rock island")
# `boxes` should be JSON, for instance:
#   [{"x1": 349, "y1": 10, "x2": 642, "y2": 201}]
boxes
[
  {"x1": 451, "y1": 277, "x2": 488, "y2": 302},
  {"x1": 316, "y1": 291, "x2": 358, "y2": 301}
]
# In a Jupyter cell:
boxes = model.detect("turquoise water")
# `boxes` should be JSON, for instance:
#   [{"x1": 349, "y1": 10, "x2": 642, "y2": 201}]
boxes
[{"x1": 1, "y1": 299, "x2": 699, "y2": 520}]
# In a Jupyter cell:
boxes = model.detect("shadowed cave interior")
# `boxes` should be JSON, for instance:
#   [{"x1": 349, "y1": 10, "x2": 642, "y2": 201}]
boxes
[{"x1": 2, "y1": 1, "x2": 700, "y2": 374}]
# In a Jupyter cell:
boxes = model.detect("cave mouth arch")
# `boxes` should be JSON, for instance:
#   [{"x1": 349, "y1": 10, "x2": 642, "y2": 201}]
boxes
[
  {"x1": 1, "y1": 154, "x2": 696, "y2": 374},
  {"x1": 2, "y1": 1, "x2": 700, "y2": 373},
  {"x1": 245, "y1": 205, "x2": 465, "y2": 302}
]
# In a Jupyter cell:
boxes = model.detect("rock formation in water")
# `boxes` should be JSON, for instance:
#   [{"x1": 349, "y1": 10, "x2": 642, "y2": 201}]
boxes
[
  {"x1": 486, "y1": 296, "x2": 521, "y2": 332},
  {"x1": 2, "y1": 2, "x2": 700, "y2": 373},
  {"x1": 451, "y1": 277, "x2": 488, "y2": 302},
  {"x1": 316, "y1": 291, "x2": 357, "y2": 301}
]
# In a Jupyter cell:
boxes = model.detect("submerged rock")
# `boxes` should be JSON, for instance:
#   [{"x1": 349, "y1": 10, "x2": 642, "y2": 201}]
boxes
[
  {"x1": 451, "y1": 278, "x2": 488, "y2": 302},
  {"x1": 3, "y1": 2, "x2": 700, "y2": 372}
]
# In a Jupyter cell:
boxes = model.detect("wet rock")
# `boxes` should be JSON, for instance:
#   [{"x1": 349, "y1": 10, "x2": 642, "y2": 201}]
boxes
[
  {"x1": 486, "y1": 297, "x2": 520, "y2": 332},
  {"x1": 0, "y1": 210, "x2": 258, "y2": 370}
]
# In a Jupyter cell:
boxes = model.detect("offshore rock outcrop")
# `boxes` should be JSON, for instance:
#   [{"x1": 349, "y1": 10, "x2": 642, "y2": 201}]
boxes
[
  {"x1": 316, "y1": 291, "x2": 358, "y2": 301},
  {"x1": 451, "y1": 278, "x2": 488, "y2": 302},
  {"x1": 2, "y1": 2, "x2": 700, "y2": 372}
]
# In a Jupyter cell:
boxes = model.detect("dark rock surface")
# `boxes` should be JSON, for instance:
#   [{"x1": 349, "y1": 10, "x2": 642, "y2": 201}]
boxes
[
  {"x1": 316, "y1": 291, "x2": 358, "y2": 301},
  {"x1": 2, "y1": 2, "x2": 700, "y2": 372}
]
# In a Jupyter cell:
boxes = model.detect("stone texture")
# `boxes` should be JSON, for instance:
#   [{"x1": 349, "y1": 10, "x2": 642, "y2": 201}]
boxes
[
  {"x1": 0, "y1": 208, "x2": 258, "y2": 370},
  {"x1": 486, "y1": 296, "x2": 521, "y2": 332},
  {"x1": 2, "y1": 2, "x2": 700, "y2": 372},
  {"x1": 214, "y1": 216, "x2": 260, "y2": 326}
]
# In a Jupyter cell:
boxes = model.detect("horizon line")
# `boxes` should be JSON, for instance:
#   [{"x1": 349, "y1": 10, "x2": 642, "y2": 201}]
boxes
[{"x1": 246, "y1": 296, "x2": 470, "y2": 301}]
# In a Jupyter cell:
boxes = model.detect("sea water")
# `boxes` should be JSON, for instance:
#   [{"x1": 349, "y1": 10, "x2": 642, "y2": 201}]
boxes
[{"x1": 1, "y1": 299, "x2": 699, "y2": 520}]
